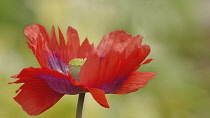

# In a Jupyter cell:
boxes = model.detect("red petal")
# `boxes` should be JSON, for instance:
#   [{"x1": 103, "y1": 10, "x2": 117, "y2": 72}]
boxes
[
  {"x1": 78, "y1": 38, "x2": 95, "y2": 58},
  {"x1": 49, "y1": 26, "x2": 59, "y2": 54},
  {"x1": 24, "y1": 24, "x2": 49, "y2": 67},
  {"x1": 114, "y1": 71, "x2": 156, "y2": 94},
  {"x1": 66, "y1": 26, "x2": 80, "y2": 60},
  {"x1": 97, "y1": 51, "x2": 121, "y2": 84},
  {"x1": 24, "y1": 24, "x2": 83, "y2": 68},
  {"x1": 13, "y1": 77, "x2": 64, "y2": 115},
  {"x1": 79, "y1": 51, "x2": 121, "y2": 88},
  {"x1": 97, "y1": 30, "x2": 132, "y2": 57},
  {"x1": 24, "y1": 24, "x2": 49, "y2": 42},
  {"x1": 14, "y1": 67, "x2": 85, "y2": 95},
  {"x1": 58, "y1": 27, "x2": 68, "y2": 63},
  {"x1": 124, "y1": 35, "x2": 143, "y2": 58},
  {"x1": 79, "y1": 54, "x2": 101, "y2": 87},
  {"x1": 97, "y1": 30, "x2": 143, "y2": 57},
  {"x1": 80, "y1": 44, "x2": 152, "y2": 94},
  {"x1": 88, "y1": 88, "x2": 109, "y2": 108},
  {"x1": 80, "y1": 51, "x2": 126, "y2": 93},
  {"x1": 137, "y1": 44, "x2": 151, "y2": 64},
  {"x1": 121, "y1": 44, "x2": 151, "y2": 74},
  {"x1": 142, "y1": 59, "x2": 153, "y2": 65},
  {"x1": 98, "y1": 45, "x2": 151, "y2": 93}
]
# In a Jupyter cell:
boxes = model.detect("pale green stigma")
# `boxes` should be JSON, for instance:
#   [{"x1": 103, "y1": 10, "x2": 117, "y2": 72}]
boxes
[
  {"x1": 69, "y1": 58, "x2": 87, "y2": 66},
  {"x1": 69, "y1": 58, "x2": 87, "y2": 82}
]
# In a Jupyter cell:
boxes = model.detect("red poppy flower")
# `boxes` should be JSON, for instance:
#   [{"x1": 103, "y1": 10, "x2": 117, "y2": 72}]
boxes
[{"x1": 10, "y1": 24, "x2": 156, "y2": 116}]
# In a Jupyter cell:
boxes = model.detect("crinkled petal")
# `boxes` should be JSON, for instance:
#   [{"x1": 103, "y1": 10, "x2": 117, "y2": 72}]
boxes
[
  {"x1": 124, "y1": 35, "x2": 143, "y2": 58},
  {"x1": 96, "y1": 51, "x2": 124, "y2": 93},
  {"x1": 97, "y1": 30, "x2": 143, "y2": 57},
  {"x1": 79, "y1": 54, "x2": 101, "y2": 87},
  {"x1": 80, "y1": 50, "x2": 125, "y2": 94},
  {"x1": 119, "y1": 44, "x2": 151, "y2": 76},
  {"x1": 88, "y1": 88, "x2": 109, "y2": 108},
  {"x1": 13, "y1": 67, "x2": 86, "y2": 95},
  {"x1": 24, "y1": 24, "x2": 82, "y2": 69},
  {"x1": 97, "y1": 30, "x2": 132, "y2": 57},
  {"x1": 80, "y1": 44, "x2": 152, "y2": 94},
  {"x1": 58, "y1": 27, "x2": 68, "y2": 62},
  {"x1": 137, "y1": 44, "x2": 151, "y2": 65},
  {"x1": 66, "y1": 26, "x2": 80, "y2": 60},
  {"x1": 79, "y1": 51, "x2": 121, "y2": 89},
  {"x1": 78, "y1": 38, "x2": 96, "y2": 58},
  {"x1": 46, "y1": 54, "x2": 69, "y2": 74},
  {"x1": 12, "y1": 76, "x2": 64, "y2": 115},
  {"x1": 142, "y1": 59, "x2": 153, "y2": 65},
  {"x1": 49, "y1": 26, "x2": 59, "y2": 53},
  {"x1": 114, "y1": 71, "x2": 156, "y2": 94},
  {"x1": 24, "y1": 24, "x2": 49, "y2": 67}
]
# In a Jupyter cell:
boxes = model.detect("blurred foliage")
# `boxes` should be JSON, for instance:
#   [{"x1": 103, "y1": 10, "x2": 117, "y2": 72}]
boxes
[{"x1": 0, "y1": 0, "x2": 210, "y2": 118}]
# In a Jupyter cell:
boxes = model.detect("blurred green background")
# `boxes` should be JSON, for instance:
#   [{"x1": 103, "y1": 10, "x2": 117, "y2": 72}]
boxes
[{"x1": 1, "y1": 0, "x2": 210, "y2": 118}]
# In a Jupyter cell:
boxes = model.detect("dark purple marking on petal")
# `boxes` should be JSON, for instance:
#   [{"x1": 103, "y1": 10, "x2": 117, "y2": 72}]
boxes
[
  {"x1": 47, "y1": 54, "x2": 69, "y2": 74},
  {"x1": 100, "y1": 57, "x2": 104, "y2": 62},
  {"x1": 39, "y1": 74, "x2": 84, "y2": 95},
  {"x1": 99, "y1": 77, "x2": 128, "y2": 94}
]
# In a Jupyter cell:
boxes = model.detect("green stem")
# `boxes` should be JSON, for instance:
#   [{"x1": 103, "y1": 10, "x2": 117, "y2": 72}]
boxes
[{"x1": 76, "y1": 93, "x2": 86, "y2": 118}]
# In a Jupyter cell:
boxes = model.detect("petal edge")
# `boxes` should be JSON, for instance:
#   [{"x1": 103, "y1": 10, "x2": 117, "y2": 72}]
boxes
[
  {"x1": 13, "y1": 79, "x2": 64, "y2": 115},
  {"x1": 89, "y1": 88, "x2": 110, "y2": 108},
  {"x1": 114, "y1": 71, "x2": 156, "y2": 94}
]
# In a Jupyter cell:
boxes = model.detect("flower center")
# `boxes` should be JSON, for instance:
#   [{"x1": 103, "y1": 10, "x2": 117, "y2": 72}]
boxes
[{"x1": 69, "y1": 58, "x2": 87, "y2": 81}]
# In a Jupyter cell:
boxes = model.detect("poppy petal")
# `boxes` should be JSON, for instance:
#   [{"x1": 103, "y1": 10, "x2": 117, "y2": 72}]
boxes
[
  {"x1": 97, "y1": 30, "x2": 133, "y2": 57},
  {"x1": 114, "y1": 71, "x2": 156, "y2": 94},
  {"x1": 50, "y1": 26, "x2": 59, "y2": 53},
  {"x1": 80, "y1": 45, "x2": 152, "y2": 94},
  {"x1": 66, "y1": 26, "x2": 80, "y2": 60},
  {"x1": 14, "y1": 67, "x2": 85, "y2": 95},
  {"x1": 142, "y1": 59, "x2": 153, "y2": 65},
  {"x1": 99, "y1": 45, "x2": 151, "y2": 93},
  {"x1": 124, "y1": 35, "x2": 143, "y2": 58},
  {"x1": 97, "y1": 30, "x2": 144, "y2": 58},
  {"x1": 80, "y1": 50, "x2": 128, "y2": 94},
  {"x1": 24, "y1": 24, "x2": 49, "y2": 67},
  {"x1": 24, "y1": 24, "x2": 82, "y2": 68},
  {"x1": 58, "y1": 27, "x2": 68, "y2": 62},
  {"x1": 79, "y1": 51, "x2": 121, "y2": 90},
  {"x1": 46, "y1": 50, "x2": 70, "y2": 74},
  {"x1": 13, "y1": 80, "x2": 64, "y2": 116},
  {"x1": 137, "y1": 44, "x2": 151, "y2": 64},
  {"x1": 79, "y1": 54, "x2": 101, "y2": 87},
  {"x1": 96, "y1": 51, "x2": 123, "y2": 93},
  {"x1": 88, "y1": 88, "x2": 109, "y2": 108},
  {"x1": 120, "y1": 44, "x2": 151, "y2": 75},
  {"x1": 78, "y1": 38, "x2": 96, "y2": 58}
]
